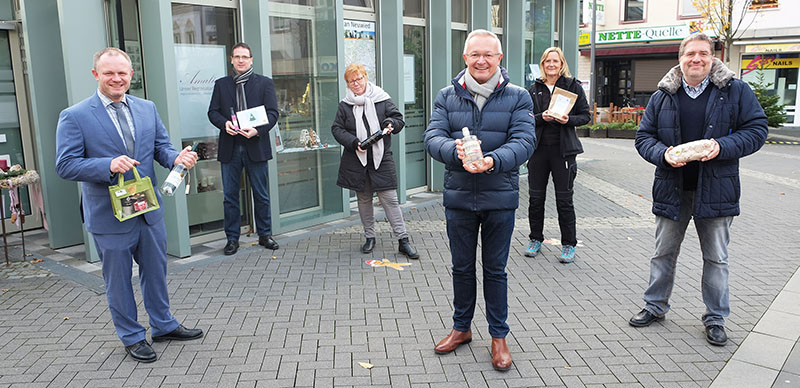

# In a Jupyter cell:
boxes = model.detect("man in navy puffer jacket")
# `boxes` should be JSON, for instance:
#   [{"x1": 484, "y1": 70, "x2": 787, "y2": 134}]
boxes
[
  {"x1": 630, "y1": 33, "x2": 767, "y2": 346},
  {"x1": 425, "y1": 29, "x2": 535, "y2": 371}
]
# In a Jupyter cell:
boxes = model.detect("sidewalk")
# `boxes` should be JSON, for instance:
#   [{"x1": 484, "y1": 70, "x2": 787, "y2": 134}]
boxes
[{"x1": 1, "y1": 138, "x2": 799, "y2": 387}]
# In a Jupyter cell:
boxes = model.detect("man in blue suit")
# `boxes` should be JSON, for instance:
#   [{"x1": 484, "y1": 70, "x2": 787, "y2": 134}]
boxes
[
  {"x1": 56, "y1": 47, "x2": 203, "y2": 363},
  {"x1": 208, "y1": 42, "x2": 280, "y2": 256}
]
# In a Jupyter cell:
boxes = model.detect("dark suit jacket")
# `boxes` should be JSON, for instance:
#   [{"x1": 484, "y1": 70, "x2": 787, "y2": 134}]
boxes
[
  {"x1": 207, "y1": 73, "x2": 280, "y2": 163},
  {"x1": 55, "y1": 93, "x2": 179, "y2": 234}
]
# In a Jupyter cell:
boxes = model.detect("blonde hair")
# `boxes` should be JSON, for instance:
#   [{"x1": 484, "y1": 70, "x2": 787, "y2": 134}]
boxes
[
  {"x1": 538, "y1": 47, "x2": 571, "y2": 80},
  {"x1": 344, "y1": 64, "x2": 368, "y2": 83},
  {"x1": 93, "y1": 47, "x2": 132, "y2": 70}
]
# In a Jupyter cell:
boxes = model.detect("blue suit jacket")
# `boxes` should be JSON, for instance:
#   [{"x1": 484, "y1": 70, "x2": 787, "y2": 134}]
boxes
[
  {"x1": 56, "y1": 93, "x2": 179, "y2": 234},
  {"x1": 207, "y1": 73, "x2": 279, "y2": 163}
]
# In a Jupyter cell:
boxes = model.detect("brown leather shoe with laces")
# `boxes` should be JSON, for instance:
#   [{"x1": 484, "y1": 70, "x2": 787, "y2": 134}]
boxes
[
  {"x1": 491, "y1": 338, "x2": 512, "y2": 371},
  {"x1": 434, "y1": 329, "x2": 472, "y2": 354}
]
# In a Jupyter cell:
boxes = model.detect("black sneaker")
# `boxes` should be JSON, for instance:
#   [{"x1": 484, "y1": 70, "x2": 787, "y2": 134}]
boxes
[{"x1": 705, "y1": 325, "x2": 727, "y2": 346}]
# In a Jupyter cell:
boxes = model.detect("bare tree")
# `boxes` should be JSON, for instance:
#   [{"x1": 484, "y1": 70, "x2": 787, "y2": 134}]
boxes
[{"x1": 692, "y1": 0, "x2": 762, "y2": 64}]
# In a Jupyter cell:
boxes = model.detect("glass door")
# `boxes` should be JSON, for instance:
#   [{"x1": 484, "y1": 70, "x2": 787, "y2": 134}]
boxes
[
  {"x1": 171, "y1": 3, "x2": 239, "y2": 236},
  {"x1": 403, "y1": 6, "x2": 428, "y2": 189},
  {"x1": 0, "y1": 29, "x2": 40, "y2": 230}
]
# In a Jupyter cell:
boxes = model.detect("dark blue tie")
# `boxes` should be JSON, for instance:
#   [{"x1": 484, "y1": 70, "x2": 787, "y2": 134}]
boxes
[{"x1": 111, "y1": 102, "x2": 135, "y2": 156}]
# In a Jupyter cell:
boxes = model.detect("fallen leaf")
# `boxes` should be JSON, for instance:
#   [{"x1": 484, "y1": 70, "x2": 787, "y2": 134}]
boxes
[
  {"x1": 1, "y1": 289, "x2": 8, "y2": 292},
  {"x1": 780, "y1": 192, "x2": 785, "y2": 195},
  {"x1": 637, "y1": 194, "x2": 643, "y2": 197},
  {"x1": 627, "y1": 237, "x2": 633, "y2": 241},
  {"x1": 565, "y1": 365, "x2": 571, "y2": 369},
  {"x1": 358, "y1": 362, "x2": 373, "y2": 369},
  {"x1": 272, "y1": 256, "x2": 277, "y2": 260},
  {"x1": 24, "y1": 253, "x2": 32, "y2": 257},
  {"x1": 29, "y1": 258, "x2": 43, "y2": 264},
  {"x1": 63, "y1": 317, "x2": 69, "y2": 320}
]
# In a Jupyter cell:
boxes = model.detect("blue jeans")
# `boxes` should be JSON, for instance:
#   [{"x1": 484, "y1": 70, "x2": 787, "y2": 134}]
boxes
[
  {"x1": 445, "y1": 208, "x2": 516, "y2": 338},
  {"x1": 643, "y1": 191, "x2": 733, "y2": 327},
  {"x1": 221, "y1": 144, "x2": 272, "y2": 241}
]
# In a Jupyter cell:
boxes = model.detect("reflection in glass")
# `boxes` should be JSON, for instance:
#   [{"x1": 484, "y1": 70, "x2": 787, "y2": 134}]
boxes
[
  {"x1": 492, "y1": 0, "x2": 504, "y2": 28},
  {"x1": 270, "y1": 0, "x2": 315, "y2": 5},
  {"x1": 403, "y1": 25, "x2": 427, "y2": 189},
  {"x1": 403, "y1": 0, "x2": 425, "y2": 18},
  {"x1": 106, "y1": 0, "x2": 145, "y2": 98},
  {"x1": 172, "y1": 4, "x2": 238, "y2": 236},
  {"x1": 624, "y1": 0, "x2": 644, "y2": 21},
  {"x1": 269, "y1": 8, "x2": 343, "y2": 223},
  {"x1": 452, "y1": 30, "x2": 467, "y2": 78},
  {"x1": 0, "y1": 31, "x2": 31, "y2": 217},
  {"x1": 452, "y1": 0, "x2": 468, "y2": 23}
]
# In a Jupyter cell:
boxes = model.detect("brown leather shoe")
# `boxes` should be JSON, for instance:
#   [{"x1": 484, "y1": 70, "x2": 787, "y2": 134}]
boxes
[
  {"x1": 434, "y1": 329, "x2": 472, "y2": 354},
  {"x1": 491, "y1": 338, "x2": 512, "y2": 371}
]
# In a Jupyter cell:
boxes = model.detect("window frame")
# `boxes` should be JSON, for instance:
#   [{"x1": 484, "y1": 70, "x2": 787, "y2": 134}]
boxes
[{"x1": 620, "y1": 0, "x2": 646, "y2": 24}]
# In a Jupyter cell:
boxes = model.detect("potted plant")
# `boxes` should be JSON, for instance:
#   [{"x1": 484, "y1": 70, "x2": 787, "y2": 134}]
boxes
[
  {"x1": 589, "y1": 122, "x2": 608, "y2": 138},
  {"x1": 576, "y1": 125, "x2": 590, "y2": 137}
]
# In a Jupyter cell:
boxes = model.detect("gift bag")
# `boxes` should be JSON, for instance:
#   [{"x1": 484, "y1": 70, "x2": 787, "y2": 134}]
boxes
[{"x1": 108, "y1": 166, "x2": 160, "y2": 222}]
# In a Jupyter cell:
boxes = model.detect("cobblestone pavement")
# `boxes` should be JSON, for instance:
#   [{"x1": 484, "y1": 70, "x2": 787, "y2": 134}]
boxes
[{"x1": 1, "y1": 138, "x2": 798, "y2": 387}]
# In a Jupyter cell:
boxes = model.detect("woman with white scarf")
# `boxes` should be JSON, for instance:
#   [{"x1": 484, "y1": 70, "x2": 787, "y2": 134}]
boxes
[{"x1": 331, "y1": 64, "x2": 419, "y2": 259}]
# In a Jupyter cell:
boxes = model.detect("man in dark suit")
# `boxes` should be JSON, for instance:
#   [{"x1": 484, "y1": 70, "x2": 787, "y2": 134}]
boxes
[
  {"x1": 208, "y1": 42, "x2": 280, "y2": 255},
  {"x1": 56, "y1": 47, "x2": 203, "y2": 363}
]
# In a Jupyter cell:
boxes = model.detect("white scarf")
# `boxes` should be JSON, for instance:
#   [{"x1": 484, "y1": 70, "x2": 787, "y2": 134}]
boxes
[
  {"x1": 342, "y1": 82, "x2": 392, "y2": 169},
  {"x1": 461, "y1": 68, "x2": 502, "y2": 111}
]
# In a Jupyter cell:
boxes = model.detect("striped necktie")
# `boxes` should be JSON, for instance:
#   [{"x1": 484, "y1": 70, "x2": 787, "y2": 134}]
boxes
[{"x1": 111, "y1": 102, "x2": 135, "y2": 156}]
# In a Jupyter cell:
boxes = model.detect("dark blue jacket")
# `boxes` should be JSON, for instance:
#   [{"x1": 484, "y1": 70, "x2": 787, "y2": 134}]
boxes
[
  {"x1": 425, "y1": 67, "x2": 536, "y2": 211},
  {"x1": 635, "y1": 59, "x2": 768, "y2": 220}
]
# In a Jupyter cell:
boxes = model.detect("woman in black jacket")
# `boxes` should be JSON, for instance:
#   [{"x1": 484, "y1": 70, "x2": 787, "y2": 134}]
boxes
[
  {"x1": 525, "y1": 47, "x2": 590, "y2": 263},
  {"x1": 331, "y1": 64, "x2": 418, "y2": 259}
]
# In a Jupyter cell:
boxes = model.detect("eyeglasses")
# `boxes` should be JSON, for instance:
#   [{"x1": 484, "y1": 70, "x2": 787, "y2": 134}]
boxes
[
  {"x1": 682, "y1": 51, "x2": 711, "y2": 59},
  {"x1": 347, "y1": 76, "x2": 365, "y2": 85},
  {"x1": 466, "y1": 52, "x2": 501, "y2": 60},
  {"x1": 232, "y1": 55, "x2": 252, "y2": 61}
]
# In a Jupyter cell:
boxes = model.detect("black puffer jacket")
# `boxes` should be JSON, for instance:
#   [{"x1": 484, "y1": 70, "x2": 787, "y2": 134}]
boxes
[
  {"x1": 528, "y1": 76, "x2": 590, "y2": 157},
  {"x1": 331, "y1": 99, "x2": 404, "y2": 192}
]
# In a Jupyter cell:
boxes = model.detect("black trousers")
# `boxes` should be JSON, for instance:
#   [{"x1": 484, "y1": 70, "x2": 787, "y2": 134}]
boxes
[{"x1": 527, "y1": 143, "x2": 578, "y2": 246}]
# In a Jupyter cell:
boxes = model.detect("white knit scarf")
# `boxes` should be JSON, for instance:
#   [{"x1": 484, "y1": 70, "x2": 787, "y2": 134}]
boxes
[
  {"x1": 342, "y1": 82, "x2": 391, "y2": 169},
  {"x1": 461, "y1": 68, "x2": 502, "y2": 111}
]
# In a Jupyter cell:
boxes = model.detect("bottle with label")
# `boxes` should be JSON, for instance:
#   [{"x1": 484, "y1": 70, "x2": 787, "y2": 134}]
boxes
[
  {"x1": 160, "y1": 142, "x2": 199, "y2": 196},
  {"x1": 461, "y1": 127, "x2": 483, "y2": 165},
  {"x1": 359, "y1": 124, "x2": 392, "y2": 150}
]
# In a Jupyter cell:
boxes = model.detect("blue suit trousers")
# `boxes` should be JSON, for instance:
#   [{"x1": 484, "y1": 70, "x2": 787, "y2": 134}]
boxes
[{"x1": 93, "y1": 217, "x2": 179, "y2": 346}]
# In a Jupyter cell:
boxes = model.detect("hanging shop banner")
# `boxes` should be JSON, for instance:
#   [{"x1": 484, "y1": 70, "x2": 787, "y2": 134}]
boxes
[
  {"x1": 174, "y1": 44, "x2": 227, "y2": 139},
  {"x1": 582, "y1": 0, "x2": 605, "y2": 26},
  {"x1": 343, "y1": 20, "x2": 377, "y2": 83}
]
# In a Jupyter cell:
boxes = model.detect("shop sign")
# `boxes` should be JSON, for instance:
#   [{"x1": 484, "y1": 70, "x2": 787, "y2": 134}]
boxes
[
  {"x1": 744, "y1": 43, "x2": 800, "y2": 54},
  {"x1": 579, "y1": 23, "x2": 711, "y2": 45},
  {"x1": 741, "y1": 55, "x2": 800, "y2": 76},
  {"x1": 174, "y1": 44, "x2": 227, "y2": 139},
  {"x1": 343, "y1": 20, "x2": 376, "y2": 82},
  {"x1": 582, "y1": 0, "x2": 605, "y2": 26}
]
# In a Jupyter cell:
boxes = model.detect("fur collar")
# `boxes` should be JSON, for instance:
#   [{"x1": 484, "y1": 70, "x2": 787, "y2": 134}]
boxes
[{"x1": 657, "y1": 58, "x2": 735, "y2": 94}]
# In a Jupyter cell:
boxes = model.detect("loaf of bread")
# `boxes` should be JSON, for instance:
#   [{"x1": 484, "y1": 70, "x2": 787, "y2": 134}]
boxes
[{"x1": 668, "y1": 139, "x2": 715, "y2": 163}]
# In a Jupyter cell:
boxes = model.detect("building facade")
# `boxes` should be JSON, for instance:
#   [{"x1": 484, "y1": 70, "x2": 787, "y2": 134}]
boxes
[
  {"x1": 729, "y1": 0, "x2": 799, "y2": 125},
  {"x1": 1, "y1": 0, "x2": 579, "y2": 260},
  {"x1": 577, "y1": 0, "x2": 720, "y2": 108}
]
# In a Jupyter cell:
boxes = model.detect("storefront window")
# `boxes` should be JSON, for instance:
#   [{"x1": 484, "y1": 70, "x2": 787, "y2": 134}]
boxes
[
  {"x1": 452, "y1": 0, "x2": 468, "y2": 79},
  {"x1": 344, "y1": 0, "x2": 373, "y2": 8},
  {"x1": 452, "y1": 0, "x2": 468, "y2": 24},
  {"x1": 269, "y1": 2, "x2": 344, "y2": 224},
  {"x1": 492, "y1": 0, "x2": 504, "y2": 29},
  {"x1": 741, "y1": 54, "x2": 798, "y2": 123},
  {"x1": 525, "y1": 0, "x2": 552, "y2": 89},
  {"x1": 452, "y1": 30, "x2": 467, "y2": 78},
  {"x1": 403, "y1": 24, "x2": 427, "y2": 189},
  {"x1": 172, "y1": 3, "x2": 238, "y2": 236},
  {"x1": 403, "y1": 0, "x2": 425, "y2": 18},
  {"x1": 106, "y1": 0, "x2": 145, "y2": 98}
]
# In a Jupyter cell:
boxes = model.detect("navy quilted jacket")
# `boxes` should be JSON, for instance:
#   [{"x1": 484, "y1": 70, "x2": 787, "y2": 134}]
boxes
[
  {"x1": 635, "y1": 59, "x2": 768, "y2": 220},
  {"x1": 425, "y1": 67, "x2": 536, "y2": 211}
]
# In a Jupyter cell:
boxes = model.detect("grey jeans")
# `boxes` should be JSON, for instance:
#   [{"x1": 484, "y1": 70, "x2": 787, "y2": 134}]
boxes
[
  {"x1": 643, "y1": 191, "x2": 733, "y2": 327},
  {"x1": 356, "y1": 179, "x2": 408, "y2": 240}
]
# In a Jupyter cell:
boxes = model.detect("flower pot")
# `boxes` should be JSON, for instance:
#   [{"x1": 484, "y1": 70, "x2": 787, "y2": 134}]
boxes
[{"x1": 576, "y1": 127, "x2": 590, "y2": 137}]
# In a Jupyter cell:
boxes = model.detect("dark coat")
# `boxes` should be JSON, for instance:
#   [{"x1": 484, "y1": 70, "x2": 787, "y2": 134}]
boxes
[
  {"x1": 424, "y1": 67, "x2": 536, "y2": 211},
  {"x1": 528, "y1": 76, "x2": 590, "y2": 156},
  {"x1": 331, "y1": 98, "x2": 405, "y2": 192},
  {"x1": 207, "y1": 73, "x2": 279, "y2": 163},
  {"x1": 635, "y1": 59, "x2": 768, "y2": 220}
]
